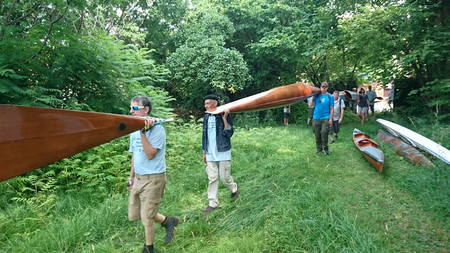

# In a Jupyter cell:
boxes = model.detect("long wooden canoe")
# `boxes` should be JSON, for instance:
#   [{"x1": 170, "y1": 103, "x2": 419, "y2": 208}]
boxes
[
  {"x1": 344, "y1": 90, "x2": 381, "y2": 101},
  {"x1": 377, "y1": 119, "x2": 450, "y2": 165},
  {"x1": 208, "y1": 83, "x2": 320, "y2": 114},
  {"x1": 0, "y1": 104, "x2": 149, "y2": 182},
  {"x1": 353, "y1": 128, "x2": 384, "y2": 173},
  {"x1": 344, "y1": 90, "x2": 360, "y2": 100},
  {"x1": 377, "y1": 129, "x2": 434, "y2": 168}
]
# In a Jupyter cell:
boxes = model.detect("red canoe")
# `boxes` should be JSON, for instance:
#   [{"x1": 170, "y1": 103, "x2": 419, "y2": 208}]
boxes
[
  {"x1": 353, "y1": 129, "x2": 384, "y2": 173},
  {"x1": 0, "y1": 104, "x2": 147, "y2": 182},
  {"x1": 208, "y1": 83, "x2": 320, "y2": 114},
  {"x1": 377, "y1": 129, "x2": 434, "y2": 168}
]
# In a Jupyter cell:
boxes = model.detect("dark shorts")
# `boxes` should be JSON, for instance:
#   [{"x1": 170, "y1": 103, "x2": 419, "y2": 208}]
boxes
[
  {"x1": 349, "y1": 100, "x2": 356, "y2": 110},
  {"x1": 329, "y1": 120, "x2": 340, "y2": 134},
  {"x1": 284, "y1": 113, "x2": 290, "y2": 118}
]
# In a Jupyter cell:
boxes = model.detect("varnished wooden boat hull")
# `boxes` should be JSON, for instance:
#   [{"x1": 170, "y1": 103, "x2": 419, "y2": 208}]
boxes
[
  {"x1": 344, "y1": 90, "x2": 360, "y2": 100},
  {"x1": 0, "y1": 104, "x2": 146, "y2": 182},
  {"x1": 377, "y1": 118, "x2": 450, "y2": 165},
  {"x1": 377, "y1": 129, "x2": 434, "y2": 167},
  {"x1": 353, "y1": 129, "x2": 384, "y2": 173},
  {"x1": 208, "y1": 83, "x2": 320, "y2": 114}
]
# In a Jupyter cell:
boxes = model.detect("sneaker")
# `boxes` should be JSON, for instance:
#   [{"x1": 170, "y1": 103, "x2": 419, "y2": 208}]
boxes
[
  {"x1": 231, "y1": 185, "x2": 239, "y2": 199},
  {"x1": 202, "y1": 206, "x2": 216, "y2": 213},
  {"x1": 315, "y1": 149, "x2": 322, "y2": 155},
  {"x1": 328, "y1": 140, "x2": 334, "y2": 144},
  {"x1": 142, "y1": 244, "x2": 155, "y2": 253},
  {"x1": 161, "y1": 216, "x2": 179, "y2": 243},
  {"x1": 324, "y1": 149, "x2": 330, "y2": 155}
]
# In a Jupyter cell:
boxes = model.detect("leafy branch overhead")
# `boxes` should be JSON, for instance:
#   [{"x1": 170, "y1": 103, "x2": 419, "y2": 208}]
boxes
[{"x1": 0, "y1": 0, "x2": 448, "y2": 119}]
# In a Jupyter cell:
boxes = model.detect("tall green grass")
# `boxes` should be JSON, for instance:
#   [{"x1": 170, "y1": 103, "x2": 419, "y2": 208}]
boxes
[{"x1": 0, "y1": 112, "x2": 448, "y2": 252}]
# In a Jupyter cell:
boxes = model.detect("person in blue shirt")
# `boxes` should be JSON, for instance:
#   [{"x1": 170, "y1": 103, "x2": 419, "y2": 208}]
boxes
[
  {"x1": 127, "y1": 95, "x2": 179, "y2": 253},
  {"x1": 202, "y1": 94, "x2": 239, "y2": 213},
  {"x1": 309, "y1": 82, "x2": 334, "y2": 155}
]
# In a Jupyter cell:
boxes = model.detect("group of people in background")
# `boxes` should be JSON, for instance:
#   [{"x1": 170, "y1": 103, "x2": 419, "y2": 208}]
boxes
[{"x1": 303, "y1": 81, "x2": 395, "y2": 155}]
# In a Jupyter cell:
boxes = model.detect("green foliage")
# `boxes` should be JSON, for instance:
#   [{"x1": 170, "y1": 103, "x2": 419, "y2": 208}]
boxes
[
  {"x1": 167, "y1": 34, "x2": 250, "y2": 109},
  {"x1": 4, "y1": 138, "x2": 131, "y2": 199},
  {"x1": 0, "y1": 1, "x2": 172, "y2": 113},
  {"x1": 2, "y1": 119, "x2": 449, "y2": 252},
  {"x1": 233, "y1": 101, "x2": 309, "y2": 128},
  {"x1": 0, "y1": 63, "x2": 63, "y2": 107},
  {"x1": 410, "y1": 79, "x2": 450, "y2": 122}
]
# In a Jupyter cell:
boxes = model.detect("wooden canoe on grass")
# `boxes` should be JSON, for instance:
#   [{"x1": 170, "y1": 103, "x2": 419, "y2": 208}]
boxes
[
  {"x1": 0, "y1": 104, "x2": 149, "y2": 182},
  {"x1": 208, "y1": 83, "x2": 320, "y2": 114},
  {"x1": 353, "y1": 129, "x2": 384, "y2": 173},
  {"x1": 377, "y1": 129, "x2": 434, "y2": 168},
  {"x1": 377, "y1": 118, "x2": 450, "y2": 165}
]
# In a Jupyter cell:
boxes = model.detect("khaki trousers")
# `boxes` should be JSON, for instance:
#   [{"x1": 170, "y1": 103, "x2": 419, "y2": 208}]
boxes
[{"x1": 206, "y1": 161, "x2": 237, "y2": 208}]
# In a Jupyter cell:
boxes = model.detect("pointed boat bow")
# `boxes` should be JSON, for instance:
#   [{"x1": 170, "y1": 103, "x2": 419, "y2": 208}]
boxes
[
  {"x1": 0, "y1": 104, "x2": 145, "y2": 182},
  {"x1": 208, "y1": 83, "x2": 320, "y2": 114}
]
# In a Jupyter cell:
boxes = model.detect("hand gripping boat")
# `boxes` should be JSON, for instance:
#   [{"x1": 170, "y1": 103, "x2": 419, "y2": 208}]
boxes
[
  {"x1": 353, "y1": 129, "x2": 384, "y2": 173},
  {"x1": 207, "y1": 83, "x2": 320, "y2": 114},
  {"x1": 0, "y1": 104, "x2": 172, "y2": 182}
]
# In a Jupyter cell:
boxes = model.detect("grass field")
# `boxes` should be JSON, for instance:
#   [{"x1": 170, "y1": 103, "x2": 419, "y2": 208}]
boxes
[{"x1": 0, "y1": 112, "x2": 449, "y2": 252}]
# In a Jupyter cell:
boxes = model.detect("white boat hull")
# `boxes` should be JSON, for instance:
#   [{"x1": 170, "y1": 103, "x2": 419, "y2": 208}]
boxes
[{"x1": 376, "y1": 119, "x2": 450, "y2": 165}]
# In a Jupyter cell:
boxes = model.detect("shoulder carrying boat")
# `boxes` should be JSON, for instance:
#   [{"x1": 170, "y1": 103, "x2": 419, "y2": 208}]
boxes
[
  {"x1": 353, "y1": 128, "x2": 384, "y2": 173},
  {"x1": 377, "y1": 118, "x2": 450, "y2": 165},
  {"x1": 377, "y1": 129, "x2": 434, "y2": 168},
  {"x1": 208, "y1": 83, "x2": 320, "y2": 114}
]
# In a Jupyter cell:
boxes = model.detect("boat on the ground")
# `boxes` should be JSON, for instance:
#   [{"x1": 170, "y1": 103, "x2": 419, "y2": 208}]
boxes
[
  {"x1": 353, "y1": 128, "x2": 384, "y2": 173},
  {"x1": 208, "y1": 83, "x2": 320, "y2": 114},
  {"x1": 377, "y1": 129, "x2": 434, "y2": 167},
  {"x1": 377, "y1": 119, "x2": 450, "y2": 165}
]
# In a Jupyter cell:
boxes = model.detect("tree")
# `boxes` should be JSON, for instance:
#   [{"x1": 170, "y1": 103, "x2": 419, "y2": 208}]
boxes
[
  {"x1": 0, "y1": 0, "x2": 173, "y2": 113},
  {"x1": 166, "y1": 6, "x2": 250, "y2": 109},
  {"x1": 337, "y1": 0, "x2": 450, "y2": 119}
]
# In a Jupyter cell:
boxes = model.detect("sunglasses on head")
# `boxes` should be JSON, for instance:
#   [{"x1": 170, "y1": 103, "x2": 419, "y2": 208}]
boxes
[{"x1": 130, "y1": 105, "x2": 145, "y2": 111}]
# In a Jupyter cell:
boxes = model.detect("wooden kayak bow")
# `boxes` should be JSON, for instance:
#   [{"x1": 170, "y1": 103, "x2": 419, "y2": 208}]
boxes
[
  {"x1": 207, "y1": 83, "x2": 320, "y2": 114},
  {"x1": 0, "y1": 104, "x2": 151, "y2": 182}
]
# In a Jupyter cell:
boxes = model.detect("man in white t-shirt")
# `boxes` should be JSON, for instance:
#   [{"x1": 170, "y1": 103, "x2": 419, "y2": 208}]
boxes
[
  {"x1": 388, "y1": 81, "x2": 395, "y2": 108},
  {"x1": 366, "y1": 85, "x2": 376, "y2": 119},
  {"x1": 329, "y1": 90, "x2": 345, "y2": 144}
]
